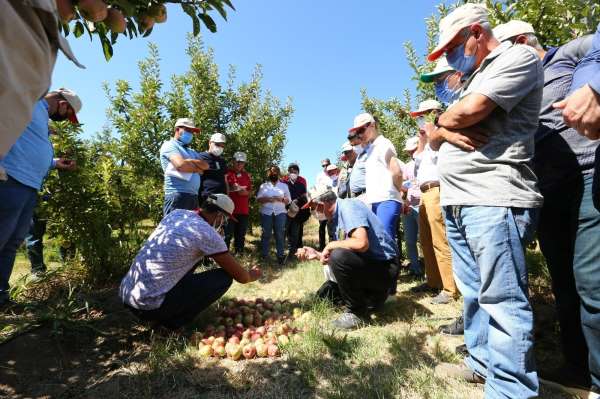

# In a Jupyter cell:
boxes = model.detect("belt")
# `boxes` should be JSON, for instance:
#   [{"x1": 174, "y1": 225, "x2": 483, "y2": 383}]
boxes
[
  {"x1": 420, "y1": 181, "x2": 440, "y2": 193},
  {"x1": 352, "y1": 188, "x2": 366, "y2": 197}
]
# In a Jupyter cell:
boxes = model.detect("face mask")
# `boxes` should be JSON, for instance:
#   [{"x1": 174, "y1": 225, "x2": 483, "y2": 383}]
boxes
[
  {"x1": 179, "y1": 130, "x2": 194, "y2": 145},
  {"x1": 289, "y1": 173, "x2": 298, "y2": 181},
  {"x1": 435, "y1": 79, "x2": 460, "y2": 106},
  {"x1": 446, "y1": 40, "x2": 477, "y2": 74},
  {"x1": 210, "y1": 144, "x2": 224, "y2": 156},
  {"x1": 331, "y1": 175, "x2": 338, "y2": 182},
  {"x1": 416, "y1": 116, "x2": 426, "y2": 129},
  {"x1": 268, "y1": 174, "x2": 279, "y2": 182},
  {"x1": 212, "y1": 213, "x2": 226, "y2": 233},
  {"x1": 353, "y1": 145, "x2": 364, "y2": 156}
]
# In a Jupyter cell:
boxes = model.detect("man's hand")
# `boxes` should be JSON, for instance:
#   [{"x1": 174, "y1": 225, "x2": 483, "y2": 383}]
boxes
[
  {"x1": 320, "y1": 247, "x2": 331, "y2": 265},
  {"x1": 192, "y1": 159, "x2": 210, "y2": 172},
  {"x1": 248, "y1": 266, "x2": 262, "y2": 282},
  {"x1": 553, "y1": 84, "x2": 600, "y2": 140},
  {"x1": 431, "y1": 126, "x2": 488, "y2": 152},
  {"x1": 296, "y1": 246, "x2": 321, "y2": 261},
  {"x1": 55, "y1": 158, "x2": 77, "y2": 171}
]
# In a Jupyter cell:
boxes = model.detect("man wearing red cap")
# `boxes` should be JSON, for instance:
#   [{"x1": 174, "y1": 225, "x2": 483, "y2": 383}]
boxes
[
  {"x1": 0, "y1": 89, "x2": 82, "y2": 308},
  {"x1": 426, "y1": 4, "x2": 543, "y2": 398}
]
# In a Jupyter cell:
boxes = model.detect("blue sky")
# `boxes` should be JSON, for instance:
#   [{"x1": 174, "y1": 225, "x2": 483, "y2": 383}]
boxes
[{"x1": 53, "y1": 1, "x2": 442, "y2": 186}]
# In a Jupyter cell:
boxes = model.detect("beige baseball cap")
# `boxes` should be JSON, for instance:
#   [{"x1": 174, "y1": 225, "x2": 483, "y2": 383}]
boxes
[
  {"x1": 403, "y1": 136, "x2": 419, "y2": 151},
  {"x1": 174, "y1": 118, "x2": 200, "y2": 132},
  {"x1": 410, "y1": 99, "x2": 443, "y2": 117},
  {"x1": 56, "y1": 88, "x2": 82, "y2": 124},
  {"x1": 493, "y1": 20, "x2": 535, "y2": 43},
  {"x1": 349, "y1": 112, "x2": 376, "y2": 132},
  {"x1": 428, "y1": 3, "x2": 489, "y2": 61},
  {"x1": 233, "y1": 151, "x2": 247, "y2": 162},
  {"x1": 341, "y1": 141, "x2": 353, "y2": 152},
  {"x1": 210, "y1": 133, "x2": 227, "y2": 143},
  {"x1": 420, "y1": 57, "x2": 455, "y2": 83}
]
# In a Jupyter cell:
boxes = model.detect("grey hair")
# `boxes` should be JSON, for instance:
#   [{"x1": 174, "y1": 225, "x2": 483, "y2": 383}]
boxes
[
  {"x1": 518, "y1": 33, "x2": 543, "y2": 50},
  {"x1": 458, "y1": 21, "x2": 492, "y2": 38},
  {"x1": 317, "y1": 189, "x2": 337, "y2": 204}
]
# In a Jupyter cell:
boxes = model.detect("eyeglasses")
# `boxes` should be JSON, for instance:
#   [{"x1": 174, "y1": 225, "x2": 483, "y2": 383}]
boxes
[
  {"x1": 321, "y1": 164, "x2": 330, "y2": 168},
  {"x1": 343, "y1": 150, "x2": 353, "y2": 155}
]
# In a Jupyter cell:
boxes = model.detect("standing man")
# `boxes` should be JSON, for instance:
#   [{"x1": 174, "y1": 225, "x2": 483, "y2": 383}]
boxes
[
  {"x1": 347, "y1": 130, "x2": 368, "y2": 201},
  {"x1": 337, "y1": 142, "x2": 356, "y2": 199},
  {"x1": 496, "y1": 21, "x2": 600, "y2": 394},
  {"x1": 198, "y1": 133, "x2": 229, "y2": 206},
  {"x1": 283, "y1": 163, "x2": 310, "y2": 259},
  {"x1": 400, "y1": 136, "x2": 423, "y2": 277},
  {"x1": 296, "y1": 185, "x2": 398, "y2": 330},
  {"x1": 427, "y1": 5, "x2": 544, "y2": 398},
  {"x1": 316, "y1": 158, "x2": 334, "y2": 250},
  {"x1": 225, "y1": 151, "x2": 252, "y2": 254},
  {"x1": 159, "y1": 118, "x2": 208, "y2": 216},
  {"x1": 409, "y1": 101, "x2": 457, "y2": 305},
  {"x1": 0, "y1": 89, "x2": 81, "y2": 308}
]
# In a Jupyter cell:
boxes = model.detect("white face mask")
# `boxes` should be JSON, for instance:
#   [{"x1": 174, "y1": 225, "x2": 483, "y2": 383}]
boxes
[
  {"x1": 212, "y1": 213, "x2": 226, "y2": 233},
  {"x1": 353, "y1": 145, "x2": 364, "y2": 156},
  {"x1": 289, "y1": 173, "x2": 298, "y2": 181},
  {"x1": 210, "y1": 144, "x2": 224, "y2": 156}
]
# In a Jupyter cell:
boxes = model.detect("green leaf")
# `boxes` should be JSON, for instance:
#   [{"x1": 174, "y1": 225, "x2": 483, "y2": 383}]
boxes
[
  {"x1": 221, "y1": 0, "x2": 236, "y2": 11},
  {"x1": 210, "y1": 1, "x2": 228, "y2": 20},
  {"x1": 182, "y1": 4, "x2": 201, "y2": 36},
  {"x1": 142, "y1": 26, "x2": 153, "y2": 38},
  {"x1": 198, "y1": 12, "x2": 217, "y2": 33},
  {"x1": 73, "y1": 21, "x2": 85, "y2": 38},
  {"x1": 100, "y1": 35, "x2": 113, "y2": 61}
]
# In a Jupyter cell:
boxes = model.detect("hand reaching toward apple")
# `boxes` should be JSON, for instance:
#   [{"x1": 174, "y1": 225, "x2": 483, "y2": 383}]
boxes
[
  {"x1": 320, "y1": 247, "x2": 331, "y2": 265},
  {"x1": 248, "y1": 266, "x2": 262, "y2": 282},
  {"x1": 295, "y1": 247, "x2": 321, "y2": 261}
]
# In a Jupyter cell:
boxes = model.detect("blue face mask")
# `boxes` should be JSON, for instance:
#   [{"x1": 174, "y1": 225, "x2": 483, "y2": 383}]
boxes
[
  {"x1": 446, "y1": 41, "x2": 477, "y2": 74},
  {"x1": 435, "y1": 79, "x2": 460, "y2": 106},
  {"x1": 179, "y1": 130, "x2": 193, "y2": 145}
]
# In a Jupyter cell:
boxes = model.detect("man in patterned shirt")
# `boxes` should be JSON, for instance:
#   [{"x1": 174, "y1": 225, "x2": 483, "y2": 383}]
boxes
[{"x1": 119, "y1": 194, "x2": 261, "y2": 330}]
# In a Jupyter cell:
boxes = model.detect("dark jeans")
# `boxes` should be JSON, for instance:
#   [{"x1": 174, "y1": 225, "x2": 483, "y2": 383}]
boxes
[
  {"x1": 538, "y1": 173, "x2": 600, "y2": 386},
  {"x1": 25, "y1": 214, "x2": 47, "y2": 273},
  {"x1": 328, "y1": 248, "x2": 398, "y2": 315},
  {"x1": 128, "y1": 268, "x2": 233, "y2": 330},
  {"x1": 163, "y1": 192, "x2": 199, "y2": 216},
  {"x1": 286, "y1": 216, "x2": 305, "y2": 256},
  {"x1": 0, "y1": 177, "x2": 37, "y2": 302},
  {"x1": 318, "y1": 219, "x2": 334, "y2": 251},
  {"x1": 225, "y1": 214, "x2": 249, "y2": 253}
]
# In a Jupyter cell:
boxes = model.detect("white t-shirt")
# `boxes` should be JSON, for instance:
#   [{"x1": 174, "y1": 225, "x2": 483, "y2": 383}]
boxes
[
  {"x1": 364, "y1": 135, "x2": 401, "y2": 203},
  {"x1": 414, "y1": 144, "x2": 439, "y2": 186},
  {"x1": 256, "y1": 180, "x2": 291, "y2": 215},
  {"x1": 316, "y1": 171, "x2": 333, "y2": 188}
]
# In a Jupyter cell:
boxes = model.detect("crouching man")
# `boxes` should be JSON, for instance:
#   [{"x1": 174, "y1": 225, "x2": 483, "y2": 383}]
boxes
[
  {"x1": 119, "y1": 194, "x2": 261, "y2": 330},
  {"x1": 296, "y1": 185, "x2": 399, "y2": 330}
]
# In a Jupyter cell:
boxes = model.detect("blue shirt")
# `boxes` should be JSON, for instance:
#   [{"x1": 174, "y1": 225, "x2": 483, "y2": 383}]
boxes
[
  {"x1": 159, "y1": 139, "x2": 201, "y2": 195},
  {"x1": 571, "y1": 23, "x2": 600, "y2": 94},
  {"x1": 1, "y1": 100, "x2": 53, "y2": 190},
  {"x1": 349, "y1": 148, "x2": 368, "y2": 194},
  {"x1": 331, "y1": 198, "x2": 398, "y2": 261}
]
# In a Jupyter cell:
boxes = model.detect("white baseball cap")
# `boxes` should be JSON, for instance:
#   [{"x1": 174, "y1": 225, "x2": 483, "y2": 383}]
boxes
[
  {"x1": 493, "y1": 20, "x2": 535, "y2": 43},
  {"x1": 341, "y1": 141, "x2": 353, "y2": 152},
  {"x1": 174, "y1": 118, "x2": 200, "y2": 132},
  {"x1": 303, "y1": 184, "x2": 337, "y2": 208},
  {"x1": 326, "y1": 164, "x2": 338, "y2": 172},
  {"x1": 349, "y1": 112, "x2": 376, "y2": 133},
  {"x1": 204, "y1": 193, "x2": 235, "y2": 218},
  {"x1": 410, "y1": 99, "x2": 443, "y2": 117},
  {"x1": 420, "y1": 57, "x2": 455, "y2": 83},
  {"x1": 428, "y1": 3, "x2": 489, "y2": 61},
  {"x1": 210, "y1": 133, "x2": 226, "y2": 143},
  {"x1": 233, "y1": 151, "x2": 247, "y2": 162},
  {"x1": 403, "y1": 136, "x2": 419, "y2": 151},
  {"x1": 56, "y1": 88, "x2": 82, "y2": 124}
]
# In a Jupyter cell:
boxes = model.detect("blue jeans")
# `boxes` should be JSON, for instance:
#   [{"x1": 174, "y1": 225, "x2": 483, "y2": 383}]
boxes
[
  {"x1": 402, "y1": 205, "x2": 422, "y2": 274},
  {"x1": 538, "y1": 173, "x2": 600, "y2": 388},
  {"x1": 0, "y1": 177, "x2": 38, "y2": 302},
  {"x1": 371, "y1": 200, "x2": 402, "y2": 241},
  {"x1": 163, "y1": 192, "x2": 199, "y2": 216},
  {"x1": 260, "y1": 213, "x2": 287, "y2": 259},
  {"x1": 25, "y1": 214, "x2": 47, "y2": 273},
  {"x1": 444, "y1": 205, "x2": 538, "y2": 399}
]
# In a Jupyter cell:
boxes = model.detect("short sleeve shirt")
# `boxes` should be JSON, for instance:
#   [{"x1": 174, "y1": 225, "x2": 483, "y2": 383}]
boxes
[
  {"x1": 438, "y1": 42, "x2": 544, "y2": 208},
  {"x1": 331, "y1": 198, "x2": 398, "y2": 262},
  {"x1": 256, "y1": 181, "x2": 291, "y2": 215},
  {"x1": 1, "y1": 99, "x2": 53, "y2": 190},
  {"x1": 198, "y1": 152, "x2": 227, "y2": 197},
  {"x1": 159, "y1": 139, "x2": 201, "y2": 195},
  {"x1": 364, "y1": 136, "x2": 401, "y2": 204},
  {"x1": 119, "y1": 209, "x2": 228, "y2": 310}
]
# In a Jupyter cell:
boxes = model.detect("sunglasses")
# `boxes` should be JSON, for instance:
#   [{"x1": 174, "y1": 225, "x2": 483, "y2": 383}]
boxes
[
  {"x1": 348, "y1": 123, "x2": 370, "y2": 140},
  {"x1": 321, "y1": 164, "x2": 330, "y2": 168}
]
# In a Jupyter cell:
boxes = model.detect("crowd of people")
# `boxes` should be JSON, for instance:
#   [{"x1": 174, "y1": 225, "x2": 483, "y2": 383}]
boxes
[{"x1": 1, "y1": 2, "x2": 600, "y2": 398}]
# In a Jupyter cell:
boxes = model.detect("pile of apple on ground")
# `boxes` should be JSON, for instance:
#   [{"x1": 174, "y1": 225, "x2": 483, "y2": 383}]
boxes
[{"x1": 191, "y1": 297, "x2": 305, "y2": 361}]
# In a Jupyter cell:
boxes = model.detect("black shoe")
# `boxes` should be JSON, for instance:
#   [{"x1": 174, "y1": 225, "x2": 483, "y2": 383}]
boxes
[
  {"x1": 331, "y1": 312, "x2": 365, "y2": 330},
  {"x1": 440, "y1": 316, "x2": 464, "y2": 335},
  {"x1": 455, "y1": 344, "x2": 468, "y2": 357},
  {"x1": 410, "y1": 283, "x2": 439, "y2": 294},
  {"x1": 277, "y1": 257, "x2": 286, "y2": 266}
]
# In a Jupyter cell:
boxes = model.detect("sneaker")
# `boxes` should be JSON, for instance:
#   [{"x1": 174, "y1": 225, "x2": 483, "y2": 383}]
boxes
[
  {"x1": 434, "y1": 362, "x2": 485, "y2": 384},
  {"x1": 331, "y1": 312, "x2": 364, "y2": 330},
  {"x1": 431, "y1": 291, "x2": 454, "y2": 305},
  {"x1": 410, "y1": 282, "x2": 439, "y2": 294},
  {"x1": 455, "y1": 344, "x2": 468, "y2": 357},
  {"x1": 539, "y1": 365, "x2": 594, "y2": 397},
  {"x1": 440, "y1": 316, "x2": 464, "y2": 335}
]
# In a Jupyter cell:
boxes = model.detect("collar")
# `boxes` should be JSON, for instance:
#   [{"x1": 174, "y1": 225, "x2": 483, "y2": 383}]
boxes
[{"x1": 542, "y1": 47, "x2": 559, "y2": 66}]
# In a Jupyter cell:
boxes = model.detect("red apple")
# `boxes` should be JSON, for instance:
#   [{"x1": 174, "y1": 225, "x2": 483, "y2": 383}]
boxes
[
  {"x1": 214, "y1": 345, "x2": 226, "y2": 357},
  {"x1": 104, "y1": 7, "x2": 126, "y2": 33},
  {"x1": 228, "y1": 336, "x2": 240, "y2": 345},
  {"x1": 267, "y1": 344, "x2": 280, "y2": 357},
  {"x1": 137, "y1": 13, "x2": 155, "y2": 33},
  {"x1": 78, "y1": 0, "x2": 108, "y2": 22},
  {"x1": 240, "y1": 337, "x2": 251, "y2": 347},
  {"x1": 56, "y1": 0, "x2": 76, "y2": 22},
  {"x1": 256, "y1": 326, "x2": 266, "y2": 336},
  {"x1": 243, "y1": 343, "x2": 257, "y2": 359},
  {"x1": 199, "y1": 344, "x2": 213, "y2": 357},
  {"x1": 250, "y1": 333, "x2": 262, "y2": 342}
]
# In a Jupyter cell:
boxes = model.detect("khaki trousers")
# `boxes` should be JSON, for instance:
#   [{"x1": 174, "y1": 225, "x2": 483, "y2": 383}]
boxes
[{"x1": 418, "y1": 187, "x2": 457, "y2": 296}]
